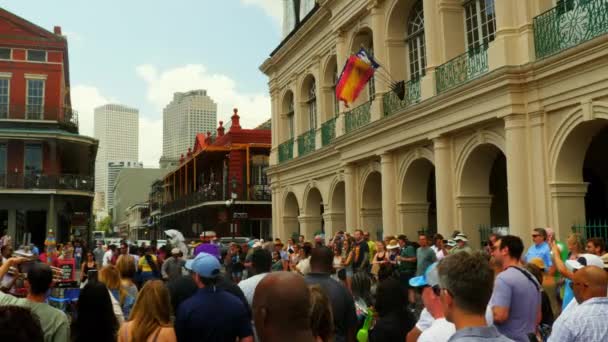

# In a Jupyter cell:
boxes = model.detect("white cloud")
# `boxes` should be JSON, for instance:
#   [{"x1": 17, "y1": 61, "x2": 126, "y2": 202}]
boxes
[
  {"x1": 136, "y1": 64, "x2": 271, "y2": 129},
  {"x1": 71, "y1": 85, "x2": 111, "y2": 137},
  {"x1": 240, "y1": 0, "x2": 282, "y2": 25},
  {"x1": 63, "y1": 30, "x2": 83, "y2": 43}
]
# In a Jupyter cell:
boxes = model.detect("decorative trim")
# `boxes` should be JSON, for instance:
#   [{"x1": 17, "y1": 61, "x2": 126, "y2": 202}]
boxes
[{"x1": 24, "y1": 73, "x2": 47, "y2": 80}]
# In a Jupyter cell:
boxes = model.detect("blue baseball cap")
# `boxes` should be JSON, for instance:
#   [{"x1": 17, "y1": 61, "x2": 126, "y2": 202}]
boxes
[
  {"x1": 185, "y1": 252, "x2": 221, "y2": 278},
  {"x1": 409, "y1": 262, "x2": 440, "y2": 287}
]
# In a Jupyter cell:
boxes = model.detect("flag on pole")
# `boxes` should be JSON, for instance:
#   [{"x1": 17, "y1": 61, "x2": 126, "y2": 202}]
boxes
[{"x1": 336, "y1": 48, "x2": 380, "y2": 107}]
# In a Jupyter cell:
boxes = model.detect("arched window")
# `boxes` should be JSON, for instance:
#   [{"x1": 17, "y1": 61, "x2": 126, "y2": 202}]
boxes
[
  {"x1": 287, "y1": 99, "x2": 295, "y2": 139},
  {"x1": 307, "y1": 82, "x2": 317, "y2": 130},
  {"x1": 407, "y1": 0, "x2": 426, "y2": 79},
  {"x1": 333, "y1": 67, "x2": 340, "y2": 115},
  {"x1": 464, "y1": 0, "x2": 496, "y2": 50}
]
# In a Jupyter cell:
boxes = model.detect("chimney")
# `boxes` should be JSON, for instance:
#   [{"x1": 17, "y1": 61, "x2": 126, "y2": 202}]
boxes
[
  {"x1": 230, "y1": 108, "x2": 241, "y2": 131},
  {"x1": 54, "y1": 26, "x2": 62, "y2": 35},
  {"x1": 205, "y1": 132, "x2": 212, "y2": 145},
  {"x1": 217, "y1": 121, "x2": 225, "y2": 137}
]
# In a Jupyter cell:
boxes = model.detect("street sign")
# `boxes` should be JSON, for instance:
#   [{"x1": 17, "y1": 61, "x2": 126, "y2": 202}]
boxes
[{"x1": 233, "y1": 212, "x2": 248, "y2": 219}]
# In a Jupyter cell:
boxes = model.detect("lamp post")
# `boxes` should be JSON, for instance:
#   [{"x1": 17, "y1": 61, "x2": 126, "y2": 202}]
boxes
[{"x1": 226, "y1": 176, "x2": 238, "y2": 238}]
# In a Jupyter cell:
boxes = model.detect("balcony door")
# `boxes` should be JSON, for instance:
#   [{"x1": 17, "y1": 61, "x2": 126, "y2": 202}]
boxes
[
  {"x1": 24, "y1": 143, "x2": 42, "y2": 187},
  {"x1": 26, "y1": 79, "x2": 44, "y2": 120},
  {"x1": 0, "y1": 143, "x2": 6, "y2": 187}
]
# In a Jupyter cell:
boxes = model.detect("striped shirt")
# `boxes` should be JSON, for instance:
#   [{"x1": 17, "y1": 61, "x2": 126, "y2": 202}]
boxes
[{"x1": 548, "y1": 297, "x2": 608, "y2": 342}]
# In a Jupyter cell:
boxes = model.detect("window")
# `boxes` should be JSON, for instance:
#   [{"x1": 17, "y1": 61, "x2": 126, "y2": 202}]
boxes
[
  {"x1": 0, "y1": 79, "x2": 8, "y2": 119},
  {"x1": 333, "y1": 66, "x2": 340, "y2": 115},
  {"x1": 368, "y1": 46, "x2": 376, "y2": 101},
  {"x1": 0, "y1": 48, "x2": 10, "y2": 60},
  {"x1": 307, "y1": 82, "x2": 317, "y2": 130},
  {"x1": 24, "y1": 143, "x2": 42, "y2": 175},
  {"x1": 0, "y1": 143, "x2": 6, "y2": 179},
  {"x1": 27, "y1": 50, "x2": 47, "y2": 62},
  {"x1": 287, "y1": 99, "x2": 295, "y2": 139},
  {"x1": 408, "y1": 0, "x2": 427, "y2": 79},
  {"x1": 26, "y1": 79, "x2": 44, "y2": 119},
  {"x1": 464, "y1": 0, "x2": 496, "y2": 50}
]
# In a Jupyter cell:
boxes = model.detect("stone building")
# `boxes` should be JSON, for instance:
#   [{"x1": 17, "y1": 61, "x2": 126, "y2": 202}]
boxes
[{"x1": 261, "y1": 0, "x2": 608, "y2": 247}]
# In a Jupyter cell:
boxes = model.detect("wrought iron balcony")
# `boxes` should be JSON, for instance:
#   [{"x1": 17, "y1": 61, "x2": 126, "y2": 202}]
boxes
[
  {"x1": 297, "y1": 129, "x2": 316, "y2": 157},
  {"x1": 436, "y1": 44, "x2": 489, "y2": 94},
  {"x1": 0, "y1": 172, "x2": 93, "y2": 192},
  {"x1": 0, "y1": 104, "x2": 79, "y2": 133},
  {"x1": 534, "y1": 0, "x2": 608, "y2": 59},
  {"x1": 344, "y1": 100, "x2": 372, "y2": 134},
  {"x1": 249, "y1": 183, "x2": 271, "y2": 201},
  {"x1": 278, "y1": 138, "x2": 294, "y2": 163},
  {"x1": 321, "y1": 116, "x2": 336, "y2": 147},
  {"x1": 383, "y1": 78, "x2": 421, "y2": 117}
]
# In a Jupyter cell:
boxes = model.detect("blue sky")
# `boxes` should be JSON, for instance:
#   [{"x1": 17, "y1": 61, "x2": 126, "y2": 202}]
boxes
[{"x1": 0, "y1": 0, "x2": 282, "y2": 166}]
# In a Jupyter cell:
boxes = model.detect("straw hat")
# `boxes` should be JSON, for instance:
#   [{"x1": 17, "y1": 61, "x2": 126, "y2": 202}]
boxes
[{"x1": 386, "y1": 239, "x2": 400, "y2": 250}]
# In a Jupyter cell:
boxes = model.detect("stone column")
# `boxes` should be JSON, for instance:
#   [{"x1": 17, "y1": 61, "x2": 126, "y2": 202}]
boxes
[
  {"x1": 323, "y1": 210, "x2": 346, "y2": 240},
  {"x1": 380, "y1": 153, "x2": 397, "y2": 238},
  {"x1": 344, "y1": 164, "x2": 358, "y2": 231},
  {"x1": 456, "y1": 195, "x2": 492, "y2": 250},
  {"x1": 271, "y1": 185, "x2": 281, "y2": 239},
  {"x1": 529, "y1": 112, "x2": 549, "y2": 227},
  {"x1": 335, "y1": 30, "x2": 347, "y2": 138},
  {"x1": 504, "y1": 114, "x2": 530, "y2": 239},
  {"x1": 270, "y1": 89, "x2": 280, "y2": 165},
  {"x1": 369, "y1": 4, "x2": 388, "y2": 122},
  {"x1": 433, "y1": 137, "x2": 454, "y2": 237},
  {"x1": 550, "y1": 182, "x2": 588, "y2": 241},
  {"x1": 398, "y1": 202, "x2": 430, "y2": 238},
  {"x1": 420, "y1": 0, "x2": 441, "y2": 100},
  {"x1": 298, "y1": 215, "x2": 322, "y2": 241}
]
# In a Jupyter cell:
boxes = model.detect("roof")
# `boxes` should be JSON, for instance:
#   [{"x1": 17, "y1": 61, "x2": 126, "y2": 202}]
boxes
[
  {"x1": 0, "y1": 127, "x2": 98, "y2": 145},
  {"x1": 270, "y1": 3, "x2": 320, "y2": 57},
  {"x1": 255, "y1": 119, "x2": 271, "y2": 130}
]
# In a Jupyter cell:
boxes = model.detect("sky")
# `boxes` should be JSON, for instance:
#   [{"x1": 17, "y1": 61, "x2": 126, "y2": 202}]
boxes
[{"x1": 0, "y1": 0, "x2": 283, "y2": 166}]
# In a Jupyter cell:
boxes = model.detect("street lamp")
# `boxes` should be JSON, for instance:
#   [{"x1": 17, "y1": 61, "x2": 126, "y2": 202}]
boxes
[{"x1": 226, "y1": 178, "x2": 237, "y2": 239}]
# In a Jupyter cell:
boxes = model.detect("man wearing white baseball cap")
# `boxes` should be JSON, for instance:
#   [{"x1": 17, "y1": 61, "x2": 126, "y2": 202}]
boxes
[
  {"x1": 161, "y1": 247, "x2": 186, "y2": 282},
  {"x1": 409, "y1": 262, "x2": 455, "y2": 342},
  {"x1": 175, "y1": 252, "x2": 253, "y2": 342}
]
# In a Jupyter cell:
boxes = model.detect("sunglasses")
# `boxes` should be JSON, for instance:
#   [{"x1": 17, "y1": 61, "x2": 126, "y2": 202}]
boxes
[{"x1": 532, "y1": 234, "x2": 540, "y2": 238}]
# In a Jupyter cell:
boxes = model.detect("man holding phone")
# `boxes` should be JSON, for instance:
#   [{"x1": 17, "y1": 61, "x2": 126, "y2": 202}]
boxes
[{"x1": 0, "y1": 257, "x2": 69, "y2": 342}]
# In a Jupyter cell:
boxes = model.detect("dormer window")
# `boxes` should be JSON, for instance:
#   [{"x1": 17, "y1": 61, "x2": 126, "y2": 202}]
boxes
[{"x1": 27, "y1": 50, "x2": 47, "y2": 62}]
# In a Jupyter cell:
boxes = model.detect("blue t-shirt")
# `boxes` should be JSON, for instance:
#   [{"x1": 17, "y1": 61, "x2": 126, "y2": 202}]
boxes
[
  {"x1": 563, "y1": 278, "x2": 574, "y2": 309},
  {"x1": 524, "y1": 242, "x2": 553, "y2": 269},
  {"x1": 176, "y1": 287, "x2": 253, "y2": 342},
  {"x1": 490, "y1": 267, "x2": 541, "y2": 342}
]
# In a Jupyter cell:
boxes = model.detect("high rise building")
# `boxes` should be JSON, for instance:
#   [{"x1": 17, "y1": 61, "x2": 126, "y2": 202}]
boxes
[
  {"x1": 106, "y1": 161, "x2": 143, "y2": 212},
  {"x1": 160, "y1": 90, "x2": 217, "y2": 168},
  {"x1": 94, "y1": 104, "x2": 139, "y2": 212}
]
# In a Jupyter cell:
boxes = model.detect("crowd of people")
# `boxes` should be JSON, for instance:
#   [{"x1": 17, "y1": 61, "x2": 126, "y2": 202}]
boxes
[{"x1": 0, "y1": 227, "x2": 607, "y2": 342}]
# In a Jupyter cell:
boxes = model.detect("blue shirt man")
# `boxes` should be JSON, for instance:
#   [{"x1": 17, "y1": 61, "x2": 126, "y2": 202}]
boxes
[
  {"x1": 524, "y1": 229, "x2": 552, "y2": 271},
  {"x1": 175, "y1": 252, "x2": 253, "y2": 342}
]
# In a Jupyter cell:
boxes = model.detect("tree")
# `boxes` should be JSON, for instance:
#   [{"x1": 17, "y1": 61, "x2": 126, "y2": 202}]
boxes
[{"x1": 97, "y1": 215, "x2": 113, "y2": 234}]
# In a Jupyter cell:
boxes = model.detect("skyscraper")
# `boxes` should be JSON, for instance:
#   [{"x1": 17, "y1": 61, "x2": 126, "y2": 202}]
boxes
[
  {"x1": 106, "y1": 161, "x2": 143, "y2": 212},
  {"x1": 94, "y1": 104, "x2": 139, "y2": 212},
  {"x1": 160, "y1": 90, "x2": 217, "y2": 168}
]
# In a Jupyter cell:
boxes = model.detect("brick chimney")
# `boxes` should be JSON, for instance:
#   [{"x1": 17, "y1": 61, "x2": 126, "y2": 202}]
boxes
[
  {"x1": 205, "y1": 132, "x2": 212, "y2": 145},
  {"x1": 54, "y1": 26, "x2": 62, "y2": 35},
  {"x1": 217, "y1": 121, "x2": 225, "y2": 137},
  {"x1": 230, "y1": 108, "x2": 241, "y2": 131}
]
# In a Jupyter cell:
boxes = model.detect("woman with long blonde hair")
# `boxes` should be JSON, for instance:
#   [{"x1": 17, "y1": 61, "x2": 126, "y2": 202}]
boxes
[
  {"x1": 99, "y1": 265, "x2": 133, "y2": 323},
  {"x1": 118, "y1": 280, "x2": 176, "y2": 342}
]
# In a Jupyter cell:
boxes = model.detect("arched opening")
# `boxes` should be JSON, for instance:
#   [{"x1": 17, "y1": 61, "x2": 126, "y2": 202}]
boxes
[
  {"x1": 400, "y1": 158, "x2": 436, "y2": 237},
  {"x1": 361, "y1": 171, "x2": 383, "y2": 240},
  {"x1": 553, "y1": 119, "x2": 608, "y2": 240},
  {"x1": 350, "y1": 28, "x2": 375, "y2": 104},
  {"x1": 385, "y1": 0, "x2": 425, "y2": 81},
  {"x1": 281, "y1": 91, "x2": 295, "y2": 140},
  {"x1": 302, "y1": 187, "x2": 324, "y2": 240},
  {"x1": 326, "y1": 181, "x2": 346, "y2": 237},
  {"x1": 300, "y1": 75, "x2": 317, "y2": 132},
  {"x1": 283, "y1": 192, "x2": 300, "y2": 240},
  {"x1": 322, "y1": 56, "x2": 339, "y2": 121},
  {"x1": 458, "y1": 144, "x2": 508, "y2": 248}
]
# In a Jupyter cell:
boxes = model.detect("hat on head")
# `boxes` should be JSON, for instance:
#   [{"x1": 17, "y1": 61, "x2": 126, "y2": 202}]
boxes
[
  {"x1": 248, "y1": 240, "x2": 258, "y2": 248},
  {"x1": 565, "y1": 253, "x2": 604, "y2": 271},
  {"x1": 386, "y1": 239, "x2": 400, "y2": 250},
  {"x1": 185, "y1": 252, "x2": 221, "y2": 278},
  {"x1": 454, "y1": 234, "x2": 468, "y2": 242},
  {"x1": 409, "y1": 262, "x2": 440, "y2": 287},
  {"x1": 528, "y1": 257, "x2": 546, "y2": 270},
  {"x1": 171, "y1": 248, "x2": 180, "y2": 255},
  {"x1": 253, "y1": 240, "x2": 264, "y2": 249},
  {"x1": 446, "y1": 240, "x2": 457, "y2": 247}
]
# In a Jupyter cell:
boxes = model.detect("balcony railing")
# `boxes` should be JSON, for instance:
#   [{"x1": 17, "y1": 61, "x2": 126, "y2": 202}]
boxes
[
  {"x1": 534, "y1": 0, "x2": 608, "y2": 59},
  {"x1": 344, "y1": 100, "x2": 372, "y2": 134},
  {"x1": 383, "y1": 78, "x2": 422, "y2": 117},
  {"x1": 0, "y1": 104, "x2": 79, "y2": 132},
  {"x1": 321, "y1": 116, "x2": 336, "y2": 146},
  {"x1": 249, "y1": 184, "x2": 271, "y2": 201},
  {"x1": 278, "y1": 138, "x2": 294, "y2": 163},
  {"x1": 436, "y1": 44, "x2": 489, "y2": 94},
  {"x1": 0, "y1": 172, "x2": 93, "y2": 191},
  {"x1": 297, "y1": 129, "x2": 316, "y2": 157}
]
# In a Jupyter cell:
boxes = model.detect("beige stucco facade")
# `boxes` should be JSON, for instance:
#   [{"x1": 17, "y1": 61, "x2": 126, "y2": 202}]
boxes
[{"x1": 261, "y1": 0, "x2": 608, "y2": 248}]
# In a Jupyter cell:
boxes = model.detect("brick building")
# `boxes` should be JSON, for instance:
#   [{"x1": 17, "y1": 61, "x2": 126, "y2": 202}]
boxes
[
  {"x1": 0, "y1": 9, "x2": 97, "y2": 247},
  {"x1": 160, "y1": 109, "x2": 271, "y2": 239}
]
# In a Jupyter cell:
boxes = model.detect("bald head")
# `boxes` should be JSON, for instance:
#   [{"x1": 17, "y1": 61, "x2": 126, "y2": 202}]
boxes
[
  {"x1": 252, "y1": 272, "x2": 312, "y2": 340},
  {"x1": 573, "y1": 266, "x2": 608, "y2": 304}
]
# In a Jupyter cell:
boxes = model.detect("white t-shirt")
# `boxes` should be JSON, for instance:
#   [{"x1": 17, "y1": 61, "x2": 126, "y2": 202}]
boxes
[
  {"x1": 416, "y1": 308, "x2": 434, "y2": 330},
  {"x1": 418, "y1": 318, "x2": 455, "y2": 342},
  {"x1": 431, "y1": 245, "x2": 446, "y2": 260},
  {"x1": 102, "y1": 250, "x2": 113, "y2": 266},
  {"x1": 297, "y1": 257, "x2": 311, "y2": 276}
]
